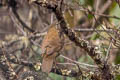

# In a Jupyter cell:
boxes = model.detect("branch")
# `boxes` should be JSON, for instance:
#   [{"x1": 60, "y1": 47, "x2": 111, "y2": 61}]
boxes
[{"x1": 8, "y1": 0, "x2": 35, "y2": 33}]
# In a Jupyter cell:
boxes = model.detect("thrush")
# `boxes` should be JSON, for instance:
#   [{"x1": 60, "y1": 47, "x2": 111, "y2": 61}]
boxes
[{"x1": 41, "y1": 23, "x2": 63, "y2": 73}]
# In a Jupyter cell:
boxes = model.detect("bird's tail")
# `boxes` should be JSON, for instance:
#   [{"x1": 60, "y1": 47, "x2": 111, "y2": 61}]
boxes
[{"x1": 41, "y1": 57, "x2": 54, "y2": 73}]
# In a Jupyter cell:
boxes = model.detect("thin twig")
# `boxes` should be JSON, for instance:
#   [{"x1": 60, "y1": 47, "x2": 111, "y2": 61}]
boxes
[
  {"x1": 9, "y1": 8, "x2": 27, "y2": 36},
  {"x1": 60, "y1": 55, "x2": 97, "y2": 68},
  {"x1": 74, "y1": 28, "x2": 113, "y2": 33},
  {"x1": 105, "y1": 39, "x2": 113, "y2": 61}
]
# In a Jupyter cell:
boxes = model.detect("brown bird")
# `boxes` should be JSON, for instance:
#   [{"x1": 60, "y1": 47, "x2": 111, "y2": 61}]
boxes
[{"x1": 41, "y1": 23, "x2": 63, "y2": 73}]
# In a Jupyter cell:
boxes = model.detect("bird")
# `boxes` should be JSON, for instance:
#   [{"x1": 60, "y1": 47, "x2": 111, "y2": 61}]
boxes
[{"x1": 41, "y1": 23, "x2": 63, "y2": 73}]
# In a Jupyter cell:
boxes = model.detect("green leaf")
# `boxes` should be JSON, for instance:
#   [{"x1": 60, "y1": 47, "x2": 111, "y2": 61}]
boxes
[{"x1": 109, "y1": 4, "x2": 120, "y2": 25}]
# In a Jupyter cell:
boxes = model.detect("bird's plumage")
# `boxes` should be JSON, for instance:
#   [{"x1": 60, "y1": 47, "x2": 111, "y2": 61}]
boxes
[{"x1": 41, "y1": 23, "x2": 62, "y2": 73}]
